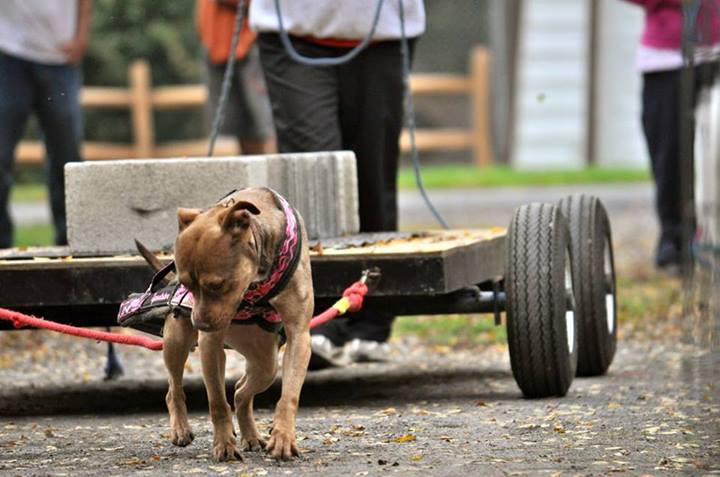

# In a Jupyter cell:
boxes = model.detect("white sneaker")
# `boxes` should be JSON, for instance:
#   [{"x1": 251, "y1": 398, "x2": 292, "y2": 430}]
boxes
[
  {"x1": 308, "y1": 335, "x2": 349, "y2": 369},
  {"x1": 345, "y1": 338, "x2": 392, "y2": 363}
]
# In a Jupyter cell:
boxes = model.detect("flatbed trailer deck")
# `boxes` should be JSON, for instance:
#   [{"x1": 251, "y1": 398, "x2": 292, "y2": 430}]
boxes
[{"x1": 0, "y1": 229, "x2": 506, "y2": 329}]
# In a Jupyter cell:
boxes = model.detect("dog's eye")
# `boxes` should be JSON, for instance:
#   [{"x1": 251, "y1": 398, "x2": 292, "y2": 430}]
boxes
[{"x1": 204, "y1": 279, "x2": 224, "y2": 292}]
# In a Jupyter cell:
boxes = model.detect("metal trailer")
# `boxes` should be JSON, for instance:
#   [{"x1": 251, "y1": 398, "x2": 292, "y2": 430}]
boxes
[{"x1": 0, "y1": 194, "x2": 617, "y2": 398}]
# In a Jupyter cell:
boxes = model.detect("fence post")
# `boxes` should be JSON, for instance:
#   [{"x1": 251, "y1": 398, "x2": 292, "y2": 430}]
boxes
[
  {"x1": 470, "y1": 46, "x2": 493, "y2": 167},
  {"x1": 129, "y1": 60, "x2": 154, "y2": 158}
]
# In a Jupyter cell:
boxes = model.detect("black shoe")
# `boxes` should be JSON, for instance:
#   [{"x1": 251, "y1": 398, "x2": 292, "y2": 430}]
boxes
[{"x1": 656, "y1": 239, "x2": 680, "y2": 269}]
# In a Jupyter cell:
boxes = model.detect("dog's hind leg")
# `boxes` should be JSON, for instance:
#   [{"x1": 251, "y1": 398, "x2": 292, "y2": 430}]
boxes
[
  {"x1": 163, "y1": 314, "x2": 197, "y2": 447},
  {"x1": 225, "y1": 326, "x2": 279, "y2": 452}
]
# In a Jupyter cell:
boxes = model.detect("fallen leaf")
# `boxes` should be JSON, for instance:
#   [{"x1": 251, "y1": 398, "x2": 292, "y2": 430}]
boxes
[
  {"x1": 608, "y1": 402, "x2": 622, "y2": 409},
  {"x1": 411, "y1": 454, "x2": 423, "y2": 461},
  {"x1": 119, "y1": 457, "x2": 146, "y2": 466},
  {"x1": 394, "y1": 434, "x2": 416, "y2": 443}
]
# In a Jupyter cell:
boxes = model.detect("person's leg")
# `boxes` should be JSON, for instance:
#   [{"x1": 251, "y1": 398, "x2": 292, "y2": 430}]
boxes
[
  {"x1": 34, "y1": 62, "x2": 83, "y2": 246},
  {"x1": 0, "y1": 52, "x2": 34, "y2": 249},
  {"x1": 338, "y1": 41, "x2": 406, "y2": 233},
  {"x1": 257, "y1": 33, "x2": 343, "y2": 153},
  {"x1": 642, "y1": 69, "x2": 682, "y2": 267},
  {"x1": 257, "y1": 33, "x2": 353, "y2": 358},
  {"x1": 337, "y1": 41, "x2": 408, "y2": 345},
  {"x1": 234, "y1": 45, "x2": 276, "y2": 155}
]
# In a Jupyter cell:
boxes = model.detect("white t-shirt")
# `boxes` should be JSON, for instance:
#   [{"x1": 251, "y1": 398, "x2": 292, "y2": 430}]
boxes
[
  {"x1": 637, "y1": 44, "x2": 720, "y2": 73},
  {"x1": 249, "y1": 0, "x2": 425, "y2": 41},
  {"x1": 0, "y1": 0, "x2": 78, "y2": 64}
]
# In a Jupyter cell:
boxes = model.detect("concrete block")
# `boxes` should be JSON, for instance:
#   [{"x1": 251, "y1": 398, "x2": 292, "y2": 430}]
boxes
[{"x1": 65, "y1": 152, "x2": 359, "y2": 255}]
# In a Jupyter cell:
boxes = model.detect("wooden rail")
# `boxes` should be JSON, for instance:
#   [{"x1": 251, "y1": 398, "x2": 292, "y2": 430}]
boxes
[{"x1": 18, "y1": 46, "x2": 492, "y2": 167}]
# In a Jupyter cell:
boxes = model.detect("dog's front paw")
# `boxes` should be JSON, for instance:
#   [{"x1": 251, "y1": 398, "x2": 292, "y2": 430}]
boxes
[
  {"x1": 213, "y1": 438, "x2": 242, "y2": 462},
  {"x1": 267, "y1": 427, "x2": 299, "y2": 460},
  {"x1": 170, "y1": 425, "x2": 195, "y2": 447},
  {"x1": 241, "y1": 435, "x2": 267, "y2": 452}
]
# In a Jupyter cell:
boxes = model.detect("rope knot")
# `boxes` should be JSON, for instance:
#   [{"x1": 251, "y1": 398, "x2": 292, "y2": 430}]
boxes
[{"x1": 342, "y1": 281, "x2": 368, "y2": 312}]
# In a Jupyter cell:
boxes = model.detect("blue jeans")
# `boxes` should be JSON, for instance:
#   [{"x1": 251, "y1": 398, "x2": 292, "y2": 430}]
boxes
[{"x1": 0, "y1": 51, "x2": 83, "y2": 247}]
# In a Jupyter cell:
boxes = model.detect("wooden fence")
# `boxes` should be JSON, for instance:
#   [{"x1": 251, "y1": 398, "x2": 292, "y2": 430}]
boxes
[{"x1": 18, "y1": 46, "x2": 491, "y2": 167}]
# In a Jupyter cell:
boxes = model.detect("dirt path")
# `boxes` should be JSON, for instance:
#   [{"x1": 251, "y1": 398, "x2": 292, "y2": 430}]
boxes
[{"x1": 0, "y1": 341, "x2": 718, "y2": 476}]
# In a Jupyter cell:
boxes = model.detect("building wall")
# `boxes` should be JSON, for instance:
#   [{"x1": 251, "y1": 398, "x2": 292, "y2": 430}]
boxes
[
  {"x1": 594, "y1": 0, "x2": 648, "y2": 168},
  {"x1": 512, "y1": 0, "x2": 590, "y2": 169},
  {"x1": 511, "y1": 0, "x2": 648, "y2": 170}
]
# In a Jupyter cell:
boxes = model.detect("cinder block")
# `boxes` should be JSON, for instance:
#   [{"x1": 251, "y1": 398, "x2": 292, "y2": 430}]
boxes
[{"x1": 65, "y1": 152, "x2": 359, "y2": 255}]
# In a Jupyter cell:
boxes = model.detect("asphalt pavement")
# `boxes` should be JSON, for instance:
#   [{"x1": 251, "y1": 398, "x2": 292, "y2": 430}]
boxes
[{"x1": 0, "y1": 342, "x2": 717, "y2": 476}]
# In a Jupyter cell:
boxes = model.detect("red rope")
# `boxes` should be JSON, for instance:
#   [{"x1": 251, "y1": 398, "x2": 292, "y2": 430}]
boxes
[
  {"x1": 0, "y1": 280, "x2": 370, "y2": 352},
  {"x1": 0, "y1": 307, "x2": 164, "y2": 351}
]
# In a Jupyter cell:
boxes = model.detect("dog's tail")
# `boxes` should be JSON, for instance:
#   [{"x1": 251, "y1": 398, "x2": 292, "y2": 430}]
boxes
[{"x1": 134, "y1": 239, "x2": 176, "y2": 283}]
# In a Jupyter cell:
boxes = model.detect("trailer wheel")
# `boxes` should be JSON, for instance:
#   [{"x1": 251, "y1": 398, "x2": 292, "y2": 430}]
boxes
[
  {"x1": 558, "y1": 194, "x2": 617, "y2": 377},
  {"x1": 506, "y1": 203, "x2": 577, "y2": 398}
]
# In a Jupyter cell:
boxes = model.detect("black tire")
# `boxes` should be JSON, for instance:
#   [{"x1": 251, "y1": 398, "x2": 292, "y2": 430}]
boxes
[
  {"x1": 558, "y1": 194, "x2": 617, "y2": 377},
  {"x1": 506, "y1": 203, "x2": 578, "y2": 398}
]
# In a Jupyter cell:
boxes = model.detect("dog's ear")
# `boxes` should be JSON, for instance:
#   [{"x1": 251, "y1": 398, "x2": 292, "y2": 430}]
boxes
[
  {"x1": 222, "y1": 201, "x2": 260, "y2": 235},
  {"x1": 177, "y1": 208, "x2": 201, "y2": 232}
]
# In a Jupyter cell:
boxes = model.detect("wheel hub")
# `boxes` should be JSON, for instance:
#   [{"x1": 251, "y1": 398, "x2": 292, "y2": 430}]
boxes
[
  {"x1": 604, "y1": 238, "x2": 615, "y2": 334},
  {"x1": 564, "y1": 249, "x2": 575, "y2": 355}
]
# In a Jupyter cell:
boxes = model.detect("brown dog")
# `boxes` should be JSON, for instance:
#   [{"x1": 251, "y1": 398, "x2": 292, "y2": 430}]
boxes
[{"x1": 161, "y1": 187, "x2": 313, "y2": 461}]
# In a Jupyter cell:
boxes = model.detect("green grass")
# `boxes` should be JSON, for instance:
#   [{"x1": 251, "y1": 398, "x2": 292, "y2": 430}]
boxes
[
  {"x1": 10, "y1": 166, "x2": 649, "y2": 205},
  {"x1": 11, "y1": 183, "x2": 47, "y2": 202},
  {"x1": 398, "y1": 165, "x2": 649, "y2": 190},
  {"x1": 393, "y1": 314, "x2": 507, "y2": 348},
  {"x1": 615, "y1": 271, "x2": 683, "y2": 340},
  {"x1": 16, "y1": 224, "x2": 54, "y2": 247},
  {"x1": 392, "y1": 270, "x2": 684, "y2": 349}
]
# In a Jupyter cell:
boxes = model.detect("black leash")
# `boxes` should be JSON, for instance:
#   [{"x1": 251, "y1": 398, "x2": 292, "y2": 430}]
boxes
[{"x1": 207, "y1": 0, "x2": 247, "y2": 157}]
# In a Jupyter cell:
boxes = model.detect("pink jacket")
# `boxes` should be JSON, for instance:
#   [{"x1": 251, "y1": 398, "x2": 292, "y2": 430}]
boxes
[{"x1": 624, "y1": 0, "x2": 720, "y2": 49}]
